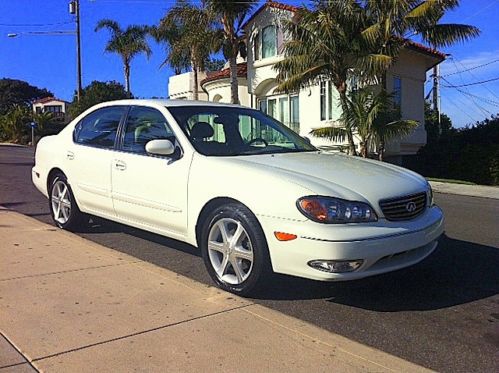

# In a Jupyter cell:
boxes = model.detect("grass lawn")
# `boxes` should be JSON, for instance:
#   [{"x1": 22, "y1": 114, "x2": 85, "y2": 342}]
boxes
[{"x1": 426, "y1": 177, "x2": 477, "y2": 185}]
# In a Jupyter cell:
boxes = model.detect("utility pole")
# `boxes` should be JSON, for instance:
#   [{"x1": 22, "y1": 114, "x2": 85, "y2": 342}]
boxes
[
  {"x1": 70, "y1": 0, "x2": 83, "y2": 102},
  {"x1": 432, "y1": 64, "x2": 441, "y2": 131}
]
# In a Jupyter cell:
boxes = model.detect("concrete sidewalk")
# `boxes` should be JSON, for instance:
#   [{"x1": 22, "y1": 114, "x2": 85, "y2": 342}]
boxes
[
  {"x1": 429, "y1": 181, "x2": 499, "y2": 199},
  {"x1": 0, "y1": 209, "x2": 431, "y2": 373}
]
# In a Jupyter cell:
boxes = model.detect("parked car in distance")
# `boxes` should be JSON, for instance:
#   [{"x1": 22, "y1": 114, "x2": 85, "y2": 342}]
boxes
[{"x1": 32, "y1": 100, "x2": 444, "y2": 295}]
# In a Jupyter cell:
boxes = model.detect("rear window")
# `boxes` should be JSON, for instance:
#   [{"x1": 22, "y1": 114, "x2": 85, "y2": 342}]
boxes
[{"x1": 74, "y1": 106, "x2": 126, "y2": 149}]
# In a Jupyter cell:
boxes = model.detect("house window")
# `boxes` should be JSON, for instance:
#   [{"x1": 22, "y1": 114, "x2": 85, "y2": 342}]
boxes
[
  {"x1": 290, "y1": 95, "x2": 299, "y2": 133},
  {"x1": 258, "y1": 94, "x2": 300, "y2": 133},
  {"x1": 320, "y1": 81, "x2": 326, "y2": 121},
  {"x1": 393, "y1": 76, "x2": 402, "y2": 106},
  {"x1": 327, "y1": 81, "x2": 333, "y2": 120},
  {"x1": 267, "y1": 98, "x2": 277, "y2": 119},
  {"x1": 253, "y1": 31, "x2": 260, "y2": 61},
  {"x1": 277, "y1": 27, "x2": 284, "y2": 54},
  {"x1": 44, "y1": 105, "x2": 62, "y2": 113},
  {"x1": 262, "y1": 25, "x2": 277, "y2": 58},
  {"x1": 279, "y1": 97, "x2": 289, "y2": 124}
]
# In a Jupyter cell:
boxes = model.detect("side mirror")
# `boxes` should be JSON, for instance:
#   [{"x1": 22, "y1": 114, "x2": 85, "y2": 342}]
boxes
[{"x1": 145, "y1": 139, "x2": 175, "y2": 156}]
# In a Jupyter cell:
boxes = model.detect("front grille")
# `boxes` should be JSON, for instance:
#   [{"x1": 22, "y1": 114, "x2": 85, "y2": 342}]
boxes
[{"x1": 379, "y1": 192, "x2": 427, "y2": 221}]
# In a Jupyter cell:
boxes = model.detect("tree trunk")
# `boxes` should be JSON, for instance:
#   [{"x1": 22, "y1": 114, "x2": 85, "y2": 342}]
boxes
[
  {"x1": 193, "y1": 65, "x2": 199, "y2": 101},
  {"x1": 378, "y1": 139, "x2": 385, "y2": 161},
  {"x1": 360, "y1": 141, "x2": 368, "y2": 158},
  {"x1": 229, "y1": 54, "x2": 239, "y2": 104},
  {"x1": 124, "y1": 61, "x2": 131, "y2": 97},
  {"x1": 222, "y1": 15, "x2": 239, "y2": 105},
  {"x1": 337, "y1": 83, "x2": 357, "y2": 156}
]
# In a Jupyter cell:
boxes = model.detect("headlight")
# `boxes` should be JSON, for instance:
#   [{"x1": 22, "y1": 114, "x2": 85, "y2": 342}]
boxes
[
  {"x1": 427, "y1": 183, "x2": 434, "y2": 206},
  {"x1": 297, "y1": 196, "x2": 377, "y2": 224}
]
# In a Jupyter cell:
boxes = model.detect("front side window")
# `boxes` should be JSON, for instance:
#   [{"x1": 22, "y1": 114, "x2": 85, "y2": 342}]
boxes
[
  {"x1": 262, "y1": 25, "x2": 277, "y2": 58},
  {"x1": 168, "y1": 106, "x2": 315, "y2": 156},
  {"x1": 74, "y1": 106, "x2": 126, "y2": 149},
  {"x1": 122, "y1": 106, "x2": 174, "y2": 154}
]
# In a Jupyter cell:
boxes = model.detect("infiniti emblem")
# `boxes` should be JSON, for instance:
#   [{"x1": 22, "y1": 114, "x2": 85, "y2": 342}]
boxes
[{"x1": 406, "y1": 201, "x2": 417, "y2": 212}]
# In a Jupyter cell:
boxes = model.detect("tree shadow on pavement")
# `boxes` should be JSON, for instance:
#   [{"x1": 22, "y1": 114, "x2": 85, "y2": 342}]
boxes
[{"x1": 251, "y1": 235, "x2": 499, "y2": 311}]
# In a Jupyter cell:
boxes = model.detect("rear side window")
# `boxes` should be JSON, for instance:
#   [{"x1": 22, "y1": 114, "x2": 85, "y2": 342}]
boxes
[
  {"x1": 74, "y1": 106, "x2": 126, "y2": 149},
  {"x1": 122, "y1": 106, "x2": 175, "y2": 154}
]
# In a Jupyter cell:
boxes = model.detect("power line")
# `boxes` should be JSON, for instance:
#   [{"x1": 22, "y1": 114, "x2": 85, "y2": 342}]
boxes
[
  {"x1": 445, "y1": 60, "x2": 491, "y2": 117},
  {"x1": 442, "y1": 58, "x2": 499, "y2": 77},
  {"x1": 0, "y1": 21, "x2": 73, "y2": 27},
  {"x1": 452, "y1": 55, "x2": 499, "y2": 101},
  {"x1": 441, "y1": 95, "x2": 478, "y2": 123},
  {"x1": 441, "y1": 76, "x2": 499, "y2": 88},
  {"x1": 442, "y1": 85, "x2": 499, "y2": 108}
]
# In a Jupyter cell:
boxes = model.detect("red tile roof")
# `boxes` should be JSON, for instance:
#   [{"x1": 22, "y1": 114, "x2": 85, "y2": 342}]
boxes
[
  {"x1": 404, "y1": 40, "x2": 446, "y2": 60},
  {"x1": 32, "y1": 96, "x2": 68, "y2": 105},
  {"x1": 200, "y1": 63, "x2": 248, "y2": 86},
  {"x1": 242, "y1": 1, "x2": 445, "y2": 60},
  {"x1": 242, "y1": 0, "x2": 298, "y2": 30}
]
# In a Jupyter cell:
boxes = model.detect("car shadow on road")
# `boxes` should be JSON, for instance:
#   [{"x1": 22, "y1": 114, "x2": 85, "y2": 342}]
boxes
[
  {"x1": 71, "y1": 217, "x2": 499, "y2": 312},
  {"x1": 251, "y1": 235, "x2": 499, "y2": 311}
]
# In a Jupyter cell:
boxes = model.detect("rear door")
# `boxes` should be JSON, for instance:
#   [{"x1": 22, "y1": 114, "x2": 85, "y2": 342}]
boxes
[
  {"x1": 66, "y1": 105, "x2": 127, "y2": 217},
  {"x1": 111, "y1": 105, "x2": 190, "y2": 237}
]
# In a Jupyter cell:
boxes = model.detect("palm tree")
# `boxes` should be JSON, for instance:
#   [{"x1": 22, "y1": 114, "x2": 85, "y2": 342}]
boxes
[
  {"x1": 149, "y1": 22, "x2": 190, "y2": 76},
  {"x1": 204, "y1": 0, "x2": 258, "y2": 104},
  {"x1": 275, "y1": 2, "x2": 390, "y2": 155},
  {"x1": 311, "y1": 88, "x2": 418, "y2": 159},
  {"x1": 95, "y1": 20, "x2": 152, "y2": 95},
  {"x1": 155, "y1": 1, "x2": 220, "y2": 100},
  {"x1": 275, "y1": 0, "x2": 479, "y2": 156},
  {"x1": 362, "y1": 0, "x2": 479, "y2": 56}
]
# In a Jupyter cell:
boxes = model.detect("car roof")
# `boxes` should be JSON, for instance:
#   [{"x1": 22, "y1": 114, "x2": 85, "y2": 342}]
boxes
[{"x1": 101, "y1": 99, "x2": 246, "y2": 109}]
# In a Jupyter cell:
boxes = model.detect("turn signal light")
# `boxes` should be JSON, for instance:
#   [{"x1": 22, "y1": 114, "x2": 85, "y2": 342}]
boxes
[{"x1": 274, "y1": 232, "x2": 297, "y2": 241}]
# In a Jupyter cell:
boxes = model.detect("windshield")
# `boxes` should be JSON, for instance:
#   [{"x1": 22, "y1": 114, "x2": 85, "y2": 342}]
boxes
[{"x1": 167, "y1": 105, "x2": 316, "y2": 156}]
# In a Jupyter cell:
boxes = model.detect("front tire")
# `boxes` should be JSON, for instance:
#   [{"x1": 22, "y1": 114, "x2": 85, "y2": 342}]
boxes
[
  {"x1": 200, "y1": 203, "x2": 270, "y2": 296},
  {"x1": 49, "y1": 173, "x2": 87, "y2": 231}
]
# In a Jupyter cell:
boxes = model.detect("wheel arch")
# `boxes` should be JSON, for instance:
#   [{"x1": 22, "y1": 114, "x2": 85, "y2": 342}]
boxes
[
  {"x1": 195, "y1": 197, "x2": 257, "y2": 248},
  {"x1": 46, "y1": 167, "x2": 66, "y2": 192}
]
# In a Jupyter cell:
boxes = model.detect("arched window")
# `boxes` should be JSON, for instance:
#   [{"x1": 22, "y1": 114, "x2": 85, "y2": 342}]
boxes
[{"x1": 262, "y1": 25, "x2": 277, "y2": 58}]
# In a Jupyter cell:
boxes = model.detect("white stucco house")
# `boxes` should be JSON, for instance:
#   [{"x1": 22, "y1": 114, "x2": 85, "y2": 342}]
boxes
[
  {"x1": 32, "y1": 97, "x2": 69, "y2": 122},
  {"x1": 167, "y1": 0, "x2": 445, "y2": 159}
]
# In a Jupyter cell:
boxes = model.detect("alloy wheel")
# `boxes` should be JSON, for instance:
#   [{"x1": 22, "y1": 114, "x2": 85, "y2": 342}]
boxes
[
  {"x1": 207, "y1": 218, "x2": 254, "y2": 285},
  {"x1": 51, "y1": 180, "x2": 72, "y2": 224}
]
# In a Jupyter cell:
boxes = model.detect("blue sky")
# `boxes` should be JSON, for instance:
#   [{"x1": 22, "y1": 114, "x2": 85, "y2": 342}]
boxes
[{"x1": 1, "y1": 0, "x2": 498, "y2": 127}]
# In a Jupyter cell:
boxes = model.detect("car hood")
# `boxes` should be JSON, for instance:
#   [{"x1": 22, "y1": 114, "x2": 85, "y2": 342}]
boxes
[{"x1": 230, "y1": 151, "x2": 428, "y2": 205}]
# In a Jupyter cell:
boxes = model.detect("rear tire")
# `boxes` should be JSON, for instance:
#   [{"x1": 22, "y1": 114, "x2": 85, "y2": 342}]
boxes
[
  {"x1": 200, "y1": 203, "x2": 271, "y2": 296},
  {"x1": 49, "y1": 173, "x2": 87, "y2": 231}
]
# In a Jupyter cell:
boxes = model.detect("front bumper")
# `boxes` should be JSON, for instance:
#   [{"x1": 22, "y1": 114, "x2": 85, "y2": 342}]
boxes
[{"x1": 258, "y1": 206, "x2": 444, "y2": 281}]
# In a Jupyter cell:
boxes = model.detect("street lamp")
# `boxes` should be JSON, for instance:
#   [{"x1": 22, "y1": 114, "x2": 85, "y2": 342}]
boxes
[{"x1": 7, "y1": 0, "x2": 83, "y2": 102}]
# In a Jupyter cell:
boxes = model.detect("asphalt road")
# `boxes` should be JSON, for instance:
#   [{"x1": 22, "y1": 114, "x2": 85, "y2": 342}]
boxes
[{"x1": 1, "y1": 145, "x2": 498, "y2": 372}]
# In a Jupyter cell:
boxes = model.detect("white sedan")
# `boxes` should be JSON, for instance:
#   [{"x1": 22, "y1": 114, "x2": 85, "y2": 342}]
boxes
[{"x1": 33, "y1": 100, "x2": 444, "y2": 295}]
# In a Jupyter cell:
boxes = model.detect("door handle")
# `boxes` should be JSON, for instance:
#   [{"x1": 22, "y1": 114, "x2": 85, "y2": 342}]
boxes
[
  {"x1": 66, "y1": 151, "x2": 75, "y2": 160},
  {"x1": 114, "y1": 160, "x2": 126, "y2": 171}
]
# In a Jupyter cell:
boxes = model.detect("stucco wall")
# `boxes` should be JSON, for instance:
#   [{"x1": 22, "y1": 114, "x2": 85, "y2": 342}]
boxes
[
  {"x1": 204, "y1": 78, "x2": 250, "y2": 106},
  {"x1": 168, "y1": 71, "x2": 208, "y2": 101}
]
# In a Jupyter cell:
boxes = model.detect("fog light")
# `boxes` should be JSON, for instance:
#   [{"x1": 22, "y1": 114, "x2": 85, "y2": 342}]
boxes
[{"x1": 308, "y1": 259, "x2": 363, "y2": 273}]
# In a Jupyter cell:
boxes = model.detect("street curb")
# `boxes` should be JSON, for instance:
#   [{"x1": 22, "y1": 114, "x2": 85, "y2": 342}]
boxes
[{"x1": 430, "y1": 181, "x2": 499, "y2": 200}]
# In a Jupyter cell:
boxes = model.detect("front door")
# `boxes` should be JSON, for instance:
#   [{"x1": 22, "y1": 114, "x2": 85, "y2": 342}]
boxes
[
  {"x1": 111, "y1": 106, "x2": 190, "y2": 237},
  {"x1": 66, "y1": 106, "x2": 127, "y2": 217}
]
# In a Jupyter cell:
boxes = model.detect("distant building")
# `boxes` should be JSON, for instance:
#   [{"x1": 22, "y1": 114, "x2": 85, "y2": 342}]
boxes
[
  {"x1": 167, "y1": 0, "x2": 446, "y2": 159},
  {"x1": 32, "y1": 97, "x2": 69, "y2": 122}
]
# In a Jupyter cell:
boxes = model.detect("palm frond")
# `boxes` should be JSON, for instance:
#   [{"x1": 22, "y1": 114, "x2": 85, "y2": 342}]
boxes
[
  {"x1": 421, "y1": 23, "x2": 480, "y2": 47},
  {"x1": 310, "y1": 125, "x2": 348, "y2": 142}
]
